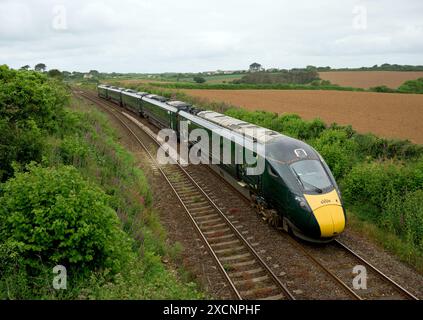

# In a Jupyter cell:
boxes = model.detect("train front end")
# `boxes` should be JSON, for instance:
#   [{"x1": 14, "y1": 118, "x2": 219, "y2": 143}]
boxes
[{"x1": 265, "y1": 139, "x2": 346, "y2": 242}]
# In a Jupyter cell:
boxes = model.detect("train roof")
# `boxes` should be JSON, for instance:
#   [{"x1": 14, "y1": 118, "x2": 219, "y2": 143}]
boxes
[
  {"x1": 122, "y1": 90, "x2": 143, "y2": 99},
  {"x1": 142, "y1": 96, "x2": 178, "y2": 113},
  {"x1": 107, "y1": 86, "x2": 124, "y2": 93},
  {"x1": 166, "y1": 101, "x2": 191, "y2": 109},
  {"x1": 197, "y1": 111, "x2": 281, "y2": 144},
  {"x1": 145, "y1": 94, "x2": 168, "y2": 102},
  {"x1": 181, "y1": 110, "x2": 319, "y2": 163}
]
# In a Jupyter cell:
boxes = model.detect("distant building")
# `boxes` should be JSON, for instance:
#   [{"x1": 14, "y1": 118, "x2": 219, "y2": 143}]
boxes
[{"x1": 83, "y1": 74, "x2": 93, "y2": 79}]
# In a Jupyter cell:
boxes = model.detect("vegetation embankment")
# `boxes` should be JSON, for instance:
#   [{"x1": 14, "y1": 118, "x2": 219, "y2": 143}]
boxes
[
  {"x1": 0, "y1": 65, "x2": 204, "y2": 299},
  {"x1": 112, "y1": 81, "x2": 423, "y2": 271}
]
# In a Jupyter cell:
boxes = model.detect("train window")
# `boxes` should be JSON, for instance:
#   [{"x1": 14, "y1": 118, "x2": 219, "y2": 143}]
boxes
[{"x1": 290, "y1": 160, "x2": 332, "y2": 193}]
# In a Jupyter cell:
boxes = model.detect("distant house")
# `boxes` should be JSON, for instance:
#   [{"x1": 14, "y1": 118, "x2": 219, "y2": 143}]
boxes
[
  {"x1": 249, "y1": 63, "x2": 264, "y2": 72},
  {"x1": 83, "y1": 74, "x2": 93, "y2": 79}
]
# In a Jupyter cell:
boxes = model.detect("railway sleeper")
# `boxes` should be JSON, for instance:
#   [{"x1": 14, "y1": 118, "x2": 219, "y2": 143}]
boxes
[
  {"x1": 219, "y1": 252, "x2": 251, "y2": 262},
  {"x1": 214, "y1": 245, "x2": 246, "y2": 255},
  {"x1": 194, "y1": 213, "x2": 220, "y2": 221},
  {"x1": 233, "y1": 275, "x2": 270, "y2": 287},
  {"x1": 203, "y1": 227, "x2": 231, "y2": 236},
  {"x1": 210, "y1": 239, "x2": 240, "y2": 248}
]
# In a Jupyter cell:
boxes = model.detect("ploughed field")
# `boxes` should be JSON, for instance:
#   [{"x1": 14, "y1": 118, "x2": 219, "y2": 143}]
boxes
[
  {"x1": 181, "y1": 89, "x2": 423, "y2": 144},
  {"x1": 319, "y1": 71, "x2": 423, "y2": 89}
]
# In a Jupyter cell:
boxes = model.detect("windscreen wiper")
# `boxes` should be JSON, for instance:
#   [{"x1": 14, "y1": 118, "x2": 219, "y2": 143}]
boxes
[{"x1": 292, "y1": 168, "x2": 322, "y2": 193}]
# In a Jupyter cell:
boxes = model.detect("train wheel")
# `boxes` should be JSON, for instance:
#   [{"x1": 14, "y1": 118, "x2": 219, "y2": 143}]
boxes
[{"x1": 266, "y1": 209, "x2": 281, "y2": 228}]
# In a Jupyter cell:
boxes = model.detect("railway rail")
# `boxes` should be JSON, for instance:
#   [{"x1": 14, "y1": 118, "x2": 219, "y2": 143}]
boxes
[
  {"x1": 75, "y1": 90, "x2": 295, "y2": 300},
  {"x1": 76, "y1": 89, "x2": 419, "y2": 300}
]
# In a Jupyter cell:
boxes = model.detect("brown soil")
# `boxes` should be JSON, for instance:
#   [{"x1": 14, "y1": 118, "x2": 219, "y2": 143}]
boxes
[
  {"x1": 319, "y1": 71, "x2": 423, "y2": 89},
  {"x1": 182, "y1": 89, "x2": 423, "y2": 144}
]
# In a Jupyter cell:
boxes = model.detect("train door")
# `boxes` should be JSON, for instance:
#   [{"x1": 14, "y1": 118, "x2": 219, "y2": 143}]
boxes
[{"x1": 237, "y1": 150, "x2": 262, "y2": 193}]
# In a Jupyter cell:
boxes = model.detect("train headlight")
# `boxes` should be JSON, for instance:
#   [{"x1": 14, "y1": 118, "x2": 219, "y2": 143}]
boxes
[{"x1": 295, "y1": 196, "x2": 308, "y2": 208}]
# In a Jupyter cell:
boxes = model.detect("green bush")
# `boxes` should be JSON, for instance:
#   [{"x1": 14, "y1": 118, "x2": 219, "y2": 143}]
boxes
[
  {"x1": 383, "y1": 190, "x2": 423, "y2": 250},
  {"x1": 342, "y1": 160, "x2": 423, "y2": 212},
  {"x1": 311, "y1": 129, "x2": 359, "y2": 180},
  {"x1": 193, "y1": 76, "x2": 206, "y2": 84},
  {"x1": 0, "y1": 65, "x2": 69, "y2": 131},
  {"x1": 0, "y1": 65, "x2": 69, "y2": 181},
  {"x1": 398, "y1": 78, "x2": 423, "y2": 94},
  {"x1": 0, "y1": 164, "x2": 133, "y2": 274},
  {"x1": 369, "y1": 85, "x2": 395, "y2": 93},
  {"x1": 0, "y1": 119, "x2": 44, "y2": 181}
]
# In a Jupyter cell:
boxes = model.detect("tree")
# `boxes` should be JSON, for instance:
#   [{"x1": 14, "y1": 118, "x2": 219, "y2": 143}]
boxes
[
  {"x1": 193, "y1": 76, "x2": 206, "y2": 84},
  {"x1": 34, "y1": 63, "x2": 47, "y2": 72},
  {"x1": 249, "y1": 62, "x2": 263, "y2": 72},
  {"x1": 48, "y1": 69, "x2": 62, "y2": 78},
  {"x1": 20, "y1": 65, "x2": 30, "y2": 70},
  {"x1": 89, "y1": 70, "x2": 100, "y2": 77}
]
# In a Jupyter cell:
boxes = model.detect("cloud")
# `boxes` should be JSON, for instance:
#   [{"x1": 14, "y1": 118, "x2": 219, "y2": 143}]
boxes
[{"x1": 0, "y1": 0, "x2": 422, "y2": 72}]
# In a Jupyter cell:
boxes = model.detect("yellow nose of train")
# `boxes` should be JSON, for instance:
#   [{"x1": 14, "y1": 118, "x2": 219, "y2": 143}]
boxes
[{"x1": 304, "y1": 190, "x2": 346, "y2": 237}]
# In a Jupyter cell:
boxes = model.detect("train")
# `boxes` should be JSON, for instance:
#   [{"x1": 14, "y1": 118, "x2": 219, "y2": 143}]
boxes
[{"x1": 97, "y1": 84, "x2": 346, "y2": 242}]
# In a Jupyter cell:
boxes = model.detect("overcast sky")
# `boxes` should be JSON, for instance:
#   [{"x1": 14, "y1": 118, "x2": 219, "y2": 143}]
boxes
[{"x1": 0, "y1": 0, "x2": 422, "y2": 73}]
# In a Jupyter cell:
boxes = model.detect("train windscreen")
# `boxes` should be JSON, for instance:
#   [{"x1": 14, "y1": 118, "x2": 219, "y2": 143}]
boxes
[{"x1": 290, "y1": 160, "x2": 332, "y2": 193}]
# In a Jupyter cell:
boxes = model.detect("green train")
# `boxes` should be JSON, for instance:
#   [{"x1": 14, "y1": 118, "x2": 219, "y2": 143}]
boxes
[{"x1": 98, "y1": 84, "x2": 346, "y2": 242}]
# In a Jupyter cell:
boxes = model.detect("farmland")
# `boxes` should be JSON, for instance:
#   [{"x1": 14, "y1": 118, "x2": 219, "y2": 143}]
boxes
[
  {"x1": 181, "y1": 89, "x2": 423, "y2": 144},
  {"x1": 319, "y1": 71, "x2": 423, "y2": 89}
]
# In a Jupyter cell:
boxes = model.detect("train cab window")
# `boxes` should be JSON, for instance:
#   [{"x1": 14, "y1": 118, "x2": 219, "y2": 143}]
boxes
[{"x1": 290, "y1": 160, "x2": 332, "y2": 193}]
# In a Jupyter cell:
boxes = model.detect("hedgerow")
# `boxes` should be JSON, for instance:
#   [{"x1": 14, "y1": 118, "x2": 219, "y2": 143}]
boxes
[{"x1": 0, "y1": 67, "x2": 203, "y2": 299}]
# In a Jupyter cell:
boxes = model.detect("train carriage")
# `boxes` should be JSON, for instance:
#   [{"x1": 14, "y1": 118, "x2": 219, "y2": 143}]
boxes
[
  {"x1": 122, "y1": 89, "x2": 147, "y2": 115},
  {"x1": 97, "y1": 84, "x2": 109, "y2": 99},
  {"x1": 141, "y1": 95, "x2": 178, "y2": 129},
  {"x1": 107, "y1": 87, "x2": 123, "y2": 106}
]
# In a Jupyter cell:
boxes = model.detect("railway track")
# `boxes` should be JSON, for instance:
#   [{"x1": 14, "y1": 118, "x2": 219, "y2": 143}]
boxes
[
  {"x1": 180, "y1": 157, "x2": 420, "y2": 300},
  {"x1": 76, "y1": 89, "x2": 419, "y2": 300},
  {"x1": 75, "y1": 90, "x2": 295, "y2": 300}
]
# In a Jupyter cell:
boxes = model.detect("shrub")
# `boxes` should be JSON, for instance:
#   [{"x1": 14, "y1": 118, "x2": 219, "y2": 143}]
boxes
[
  {"x1": 311, "y1": 129, "x2": 359, "y2": 180},
  {"x1": 0, "y1": 164, "x2": 133, "y2": 274},
  {"x1": 341, "y1": 160, "x2": 423, "y2": 212},
  {"x1": 397, "y1": 78, "x2": 423, "y2": 94},
  {"x1": 0, "y1": 65, "x2": 69, "y2": 131},
  {"x1": 0, "y1": 119, "x2": 44, "y2": 181},
  {"x1": 370, "y1": 85, "x2": 395, "y2": 93},
  {"x1": 383, "y1": 190, "x2": 423, "y2": 249},
  {"x1": 193, "y1": 76, "x2": 206, "y2": 84}
]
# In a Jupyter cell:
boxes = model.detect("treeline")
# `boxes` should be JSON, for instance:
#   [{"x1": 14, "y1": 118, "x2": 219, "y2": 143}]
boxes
[
  {"x1": 0, "y1": 66, "x2": 202, "y2": 299},
  {"x1": 120, "y1": 82, "x2": 423, "y2": 269},
  {"x1": 233, "y1": 69, "x2": 320, "y2": 85}
]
